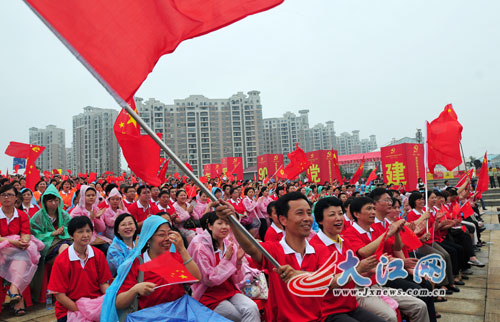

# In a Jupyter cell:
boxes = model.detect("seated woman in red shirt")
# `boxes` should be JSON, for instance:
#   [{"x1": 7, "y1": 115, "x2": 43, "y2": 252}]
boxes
[
  {"x1": 18, "y1": 188, "x2": 40, "y2": 217},
  {"x1": 115, "y1": 216, "x2": 201, "y2": 311},
  {"x1": 188, "y1": 212, "x2": 260, "y2": 322},
  {"x1": 0, "y1": 185, "x2": 44, "y2": 316},
  {"x1": 48, "y1": 216, "x2": 112, "y2": 322}
]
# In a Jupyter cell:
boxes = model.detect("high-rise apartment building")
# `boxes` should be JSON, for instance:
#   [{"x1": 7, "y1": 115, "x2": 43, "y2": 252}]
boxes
[
  {"x1": 307, "y1": 121, "x2": 336, "y2": 151},
  {"x1": 263, "y1": 110, "x2": 310, "y2": 158},
  {"x1": 137, "y1": 91, "x2": 264, "y2": 175},
  {"x1": 336, "y1": 131, "x2": 377, "y2": 155},
  {"x1": 72, "y1": 106, "x2": 121, "y2": 175},
  {"x1": 29, "y1": 125, "x2": 66, "y2": 171}
]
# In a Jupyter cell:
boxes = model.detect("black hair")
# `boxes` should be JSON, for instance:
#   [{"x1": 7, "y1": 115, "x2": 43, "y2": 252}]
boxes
[
  {"x1": 267, "y1": 201, "x2": 277, "y2": 218},
  {"x1": 113, "y1": 213, "x2": 138, "y2": 241},
  {"x1": 349, "y1": 197, "x2": 375, "y2": 222},
  {"x1": 137, "y1": 185, "x2": 150, "y2": 196},
  {"x1": 59, "y1": 179, "x2": 73, "y2": 191},
  {"x1": 223, "y1": 184, "x2": 232, "y2": 192},
  {"x1": 392, "y1": 197, "x2": 402, "y2": 208},
  {"x1": 175, "y1": 189, "x2": 186, "y2": 198},
  {"x1": 229, "y1": 187, "x2": 238, "y2": 196},
  {"x1": 275, "y1": 192, "x2": 311, "y2": 218},
  {"x1": 275, "y1": 186, "x2": 285, "y2": 195},
  {"x1": 42, "y1": 193, "x2": 59, "y2": 210},
  {"x1": 427, "y1": 190, "x2": 437, "y2": 198},
  {"x1": 446, "y1": 187, "x2": 458, "y2": 196},
  {"x1": 158, "y1": 190, "x2": 170, "y2": 198},
  {"x1": 434, "y1": 190, "x2": 444, "y2": 198},
  {"x1": 105, "y1": 183, "x2": 118, "y2": 196},
  {"x1": 0, "y1": 184, "x2": 16, "y2": 195},
  {"x1": 68, "y1": 216, "x2": 93, "y2": 236},
  {"x1": 85, "y1": 187, "x2": 97, "y2": 195},
  {"x1": 258, "y1": 186, "x2": 267, "y2": 197},
  {"x1": 313, "y1": 197, "x2": 343, "y2": 230},
  {"x1": 244, "y1": 187, "x2": 255, "y2": 195},
  {"x1": 338, "y1": 192, "x2": 346, "y2": 198},
  {"x1": 369, "y1": 188, "x2": 389, "y2": 202},
  {"x1": 34, "y1": 180, "x2": 46, "y2": 191},
  {"x1": 352, "y1": 191, "x2": 360, "y2": 198},
  {"x1": 408, "y1": 191, "x2": 424, "y2": 209},
  {"x1": 124, "y1": 185, "x2": 136, "y2": 194}
]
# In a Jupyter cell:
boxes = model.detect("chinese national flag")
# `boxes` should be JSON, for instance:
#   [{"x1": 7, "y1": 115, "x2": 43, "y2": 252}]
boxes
[
  {"x1": 451, "y1": 202, "x2": 462, "y2": 219},
  {"x1": 375, "y1": 232, "x2": 387, "y2": 260},
  {"x1": 276, "y1": 165, "x2": 287, "y2": 179},
  {"x1": 25, "y1": 145, "x2": 46, "y2": 191},
  {"x1": 26, "y1": 0, "x2": 283, "y2": 104},
  {"x1": 349, "y1": 158, "x2": 365, "y2": 185},
  {"x1": 184, "y1": 162, "x2": 194, "y2": 173},
  {"x1": 139, "y1": 251, "x2": 198, "y2": 286},
  {"x1": 426, "y1": 104, "x2": 463, "y2": 174},
  {"x1": 5, "y1": 141, "x2": 37, "y2": 159},
  {"x1": 158, "y1": 159, "x2": 169, "y2": 183},
  {"x1": 284, "y1": 143, "x2": 310, "y2": 180},
  {"x1": 114, "y1": 99, "x2": 162, "y2": 186},
  {"x1": 461, "y1": 201, "x2": 475, "y2": 219},
  {"x1": 400, "y1": 228, "x2": 423, "y2": 251},
  {"x1": 475, "y1": 152, "x2": 489, "y2": 198},
  {"x1": 366, "y1": 168, "x2": 377, "y2": 185},
  {"x1": 332, "y1": 150, "x2": 343, "y2": 186},
  {"x1": 455, "y1": 168, "x2": 474, "y2": 188}
]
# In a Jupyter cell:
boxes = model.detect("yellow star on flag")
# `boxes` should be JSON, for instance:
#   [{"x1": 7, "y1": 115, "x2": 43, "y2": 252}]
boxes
[
  {"x1": 119, "y1": 122, "x2": 125, "y2": 128},
  {"x1": 180, "y1": 274, "x2": 188, "y2": 279}
]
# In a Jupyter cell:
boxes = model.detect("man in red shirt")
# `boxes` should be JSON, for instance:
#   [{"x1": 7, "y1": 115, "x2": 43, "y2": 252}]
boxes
[
  {"x1": 264, "y1": 201, "x2": 284, "y2": 242},
  {"x1": 48, "y1": 216, "x2": 112, "y2": 321},
  {"x1": 123, "y1": 186, "x2": 136, "y2": 211},
  {"x1": 219, "y1": 192, "x2": 342, "y2": 322},
  {"x1": 156, "y1": 190, "x2": 176, "y2": 216},
  {"x1": 310, "y1": 197, "x2": 384, "y2": 322},
  {"x1": 128, "y1": 186, "x2": 158, "y2": 229}
]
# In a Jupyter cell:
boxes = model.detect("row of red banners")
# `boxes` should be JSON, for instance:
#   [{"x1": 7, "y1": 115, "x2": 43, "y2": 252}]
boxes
[{"x1": 202, "y1": 144, "x2": 426, "y2": 190}]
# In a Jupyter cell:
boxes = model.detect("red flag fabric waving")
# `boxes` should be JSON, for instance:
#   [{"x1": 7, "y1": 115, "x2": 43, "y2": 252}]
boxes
[
  {"x1": 5, "y1": 141, "x2": 34, "y2": 159},
  {"x1": 400, "y1": 228, "x2": 423, "y2": 251},
  {"x1": 332, "y1": 150, "x2": 343, "y2": 186},
  {"x1": 114, "y1": 99, "x2": 162, "y2": 186},
  {"x1": 461, "y1": 201, "x2": 475, "y2": 219},
  {"x1": 427, "y1": 104, "x2": 463, "y2": 174},
  {"x1": 25, "y1": 146, "x2": 46, "y2": 190},
  {"x1": 285, "y1": 143, "x2": 310, "y2": 180},
  {"x1": 276, "y1": 165, "x2": 287, "y2": 179},
  {"x1": 184, "y1": 162, "x2": 193, "y2": 173},
  {"x1": 88, "y1": 172, "x2": 97, "y2": 183},
  {"x1": 366, "y1": 168, "x2": 377, "y2": 185},
  {"x1": 139, "y1": 251, "x2": 198, "y2": 286},
  {"x1": 158, "y1": 159, "x2": 169, "y2": 183},
  {"x1": 476, "y1": 152, "x2": 489, "y2": 198},
  {"x1": 455, "y1": 169, "x2": 473, "y2": 188},
  {"x1": 13, "y1": 165, "x2": 20, "y2": 174},
  {"x1": 27, "y1": 0, "x2": 283, "y2": 104},
  {"x1": 349, "y1": 158, "x2": 365, "y2": 185}
]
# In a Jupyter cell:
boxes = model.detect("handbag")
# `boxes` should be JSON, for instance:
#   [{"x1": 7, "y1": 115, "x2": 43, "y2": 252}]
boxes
[{"x1": 243, "y1": 272, "x2": 268, "y2": 300}]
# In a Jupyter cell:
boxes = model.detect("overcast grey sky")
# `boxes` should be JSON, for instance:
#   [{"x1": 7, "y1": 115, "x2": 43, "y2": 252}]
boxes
[{"x1": 1, "y1": 0, "x2": 499, "y2": 171}]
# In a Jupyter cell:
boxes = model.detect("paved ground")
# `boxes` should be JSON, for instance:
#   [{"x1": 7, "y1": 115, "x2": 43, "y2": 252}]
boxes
[{"x1": 2, "y1": 208, "x2": 499, "y2": 322}]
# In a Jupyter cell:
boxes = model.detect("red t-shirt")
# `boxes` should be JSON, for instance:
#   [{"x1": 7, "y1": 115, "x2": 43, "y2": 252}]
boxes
[
  {"x1": 309, "y1": 233, "x2": 358, "y2": 318},
  {"x1": 406, "y1": 208, "x2": 435, "y2": 245},
  {"x1": 264, "y1": 223, "x2": 284, "y2": 242},
  {"x1": 97, "y1": 199, "x2": 108, "y2": 210},
  {"x1": 48, "y1": 246, "x2": 112, "y2": 320},
  {"x1": 0, "y1": 208, "x2": 30, "y2": 236},
  {"x1": 259, "y1": 240, "x2": 330, "y2": 322},
  {"x1": 128, "y1": 201, "x2": 158, "y2": 224},
  {"x1": 199, "y1": 252, "x2": 239, "y2": 309},
  {"x1": 118, "y1": 252, "x2": 186, "y2": 309},
  {"x1": 227, "y1": 199, "x2": 246, "y2": 215}
]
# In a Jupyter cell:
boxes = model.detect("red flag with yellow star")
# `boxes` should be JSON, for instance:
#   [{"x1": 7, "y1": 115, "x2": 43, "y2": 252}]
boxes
[
  {"x1": 427, "y1": 104, "x2": 463, "y2": 174},
  {"x1": 284, "y1": 143, "x2": 310, "y2": 180},
  {"x1": 331, "y1": 149, "x2": 343, "y2": 186},
  {"x1": 139, "y1": 251, "x2": 198, "y2": 286},
  {"x1": 114, "y1": 99, "x2": 162, "y2": 186},
  {"x1": 349, "y1": 157, "x2": 365, "y2": 185},
  {"x1": 25, "y1": 145, "x2": 46, "y2": 190},
  {"x1": 276, "y1": 164, "x2": 287, "y2": 179}
]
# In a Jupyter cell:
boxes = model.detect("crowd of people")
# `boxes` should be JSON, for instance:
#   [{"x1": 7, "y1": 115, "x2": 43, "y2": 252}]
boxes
[{"x1": 0, "y1": 172, "x2": 488, "y2": 322}]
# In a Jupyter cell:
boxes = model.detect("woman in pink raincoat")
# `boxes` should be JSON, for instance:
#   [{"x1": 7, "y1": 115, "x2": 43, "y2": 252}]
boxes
[
  {"x1": 0, "y1": 184, "x2": 44, "y2": 316},
  {"x1": 192, "y1": 191, "x2": 210, "y2": 225},
  {"x1": 188, "y1": 211, "x2": 260, "y2": 322},
  {"x1": 241, "y1": 187, "x2": 261, "y2": 239},
  {"x1": 101, "y1": 188, "x2": 127, "y2": 240},
  {"x1": 70, "y1": 185, "x2": 111, "y2": 254}
]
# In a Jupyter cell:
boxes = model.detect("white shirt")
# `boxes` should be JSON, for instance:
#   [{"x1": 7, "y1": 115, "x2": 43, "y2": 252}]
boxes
[
  {"x1": 343, "y1": 213, "x2": 353, "y2": 223},
  {"x1": 352, "y1": 222, "x2": 375, "y2": 241},
  {"x1": 143, "y1": 250, "x2": 152, "y2": 263},
  {"x1": 317, "y1": 230, "x2": 343, "y2": 254},
  {"x1": 279, "y1": 236, "x2": 315, "y2": 266},
  {"x1": 270, "y1": 222, "x2": 284, "y2": 234},
  {"x1": 374, "y1": 217, "x2": 391, "y2": 229},
  {"x1": 68, "y1": 244, "x2": 95, "y2": 269},
  {"x1": 0, "y1": 208, "x2": 19, "y2": 224}
]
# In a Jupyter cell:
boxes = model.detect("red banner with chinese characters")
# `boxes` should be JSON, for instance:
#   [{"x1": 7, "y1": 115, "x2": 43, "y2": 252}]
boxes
[
  {"x1": 381, "y1": 143, "x2": 425, "y2": 190},
  {"x1": 221, "y1": 157, "x2": 243, "y2": 181},
  {"x1": 306, "y1": 150, "x2": 338, "y2": 184},
  {"x1": 257, "y1": 154, "x2": 284, "y2": 180},
  {"x1": 203, "y1": 163, "x2": 221, "y2": 179}
]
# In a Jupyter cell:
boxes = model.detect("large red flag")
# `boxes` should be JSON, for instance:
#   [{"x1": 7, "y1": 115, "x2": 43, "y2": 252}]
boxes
[
  {"x1": 284, "y1": 143, "x2": 310, "y2": 180},
  {"x1": 5, "y1": 141, "x2": 33, "y2": 159},
  {"x1": 332, "y1": 150, "x2": 343, "y2": 186},
  {"x1": 349, "y1": 158, "x2": 365, "y2": 185},
  {"x1": 158, "y1": 159, "x2": 169, "y2": 183},
  {"x1": 475, "y1": 152, "x2": 489, "y2": 198},
  {"x1": 25, "y1": 145, "x2": 46, "y2": 190},
  {"x1": 427, "y1": 104, "x2": 463, "y2": 174},
  {"x1": 114, "y1": 99, "x2": 162, "y2": 186},
  {"x1": 26, "y1": 0, "x2": 283, "y2": 104},
  {"x1": 461, "y1": 201, "x2": 475, "y2": 219},
  {"x1": 366, "y1": 168, "x2": 377, "y2": 185},
  {"x1": 275, "y1": 164, "x2": 287, "y2": 179}
]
